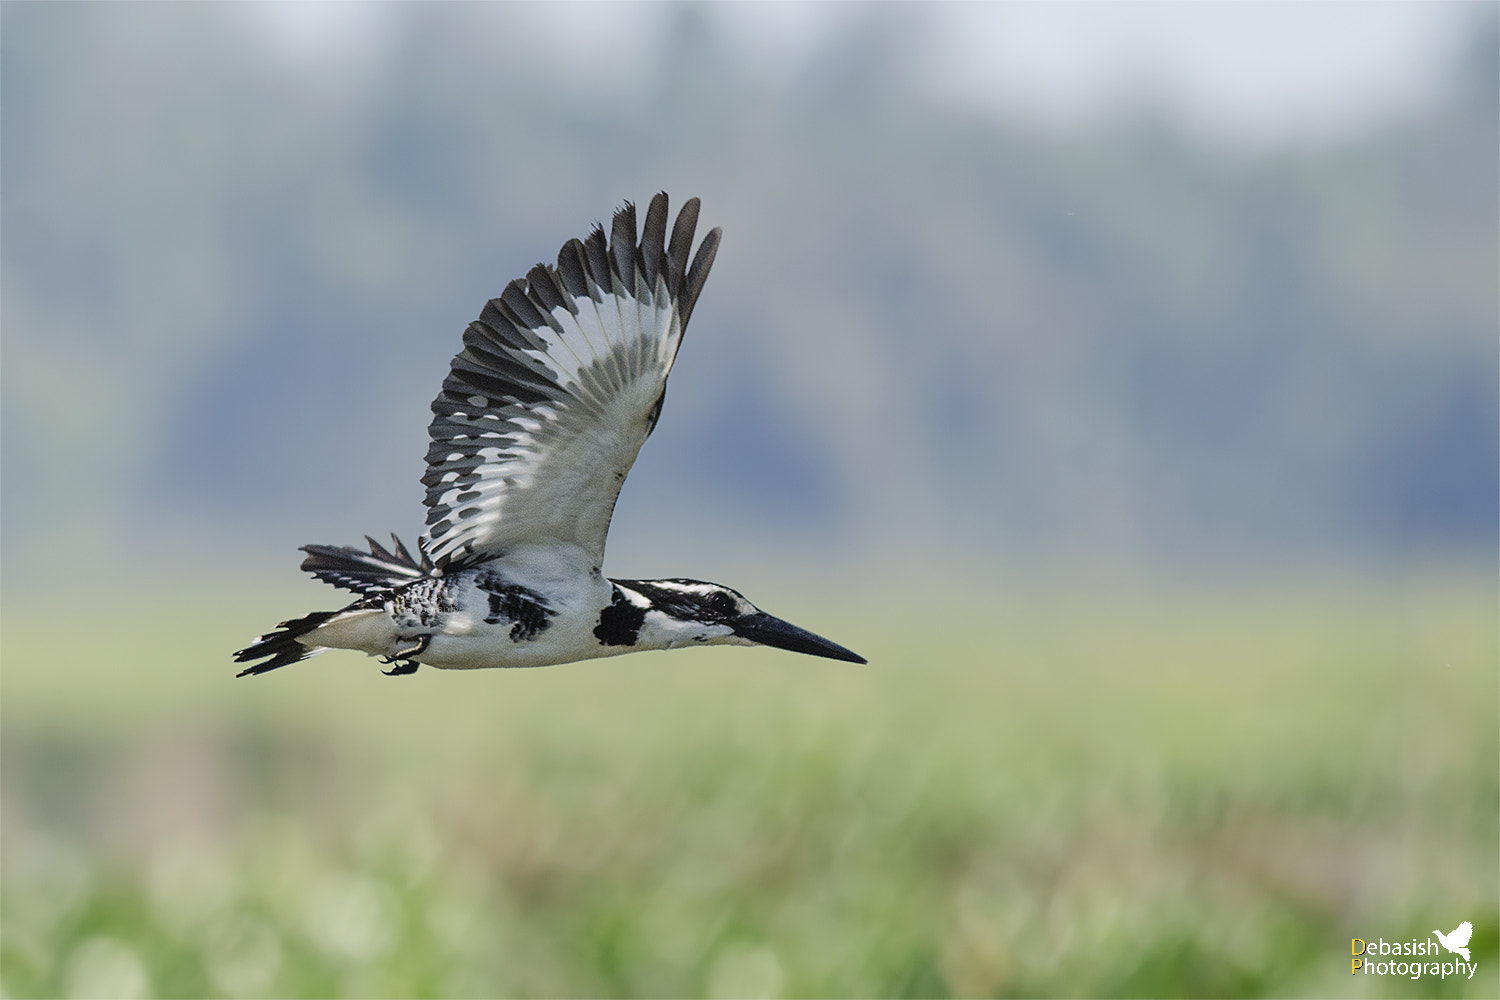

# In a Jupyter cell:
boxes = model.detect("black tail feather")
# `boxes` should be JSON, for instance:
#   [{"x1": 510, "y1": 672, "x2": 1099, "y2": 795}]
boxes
[
  {"x1": 300, "y1": 533, "x2": 433, "y2": 594},
  {"x1": 233, "y1": 611, "x2": 338, "y2": 677}
]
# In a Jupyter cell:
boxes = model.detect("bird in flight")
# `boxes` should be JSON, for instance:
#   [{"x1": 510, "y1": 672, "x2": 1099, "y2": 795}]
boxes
[
  {"x1": 1433, "y1": 921, "x2": 1472, "y2": 962},
  {"x1": 235, "y1": 194, "x2": 864, "y2": 677}
]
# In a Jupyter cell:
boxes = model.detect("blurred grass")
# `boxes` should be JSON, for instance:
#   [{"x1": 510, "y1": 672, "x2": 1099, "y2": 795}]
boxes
[{"x1": 2, "y1": 577, "x2": 1495, "y2": 998}]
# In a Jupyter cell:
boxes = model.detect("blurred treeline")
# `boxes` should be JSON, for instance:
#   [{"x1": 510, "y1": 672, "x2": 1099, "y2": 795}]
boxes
[{"x1": 3, "y1": 3, "x2": 1494, "y2": 584}]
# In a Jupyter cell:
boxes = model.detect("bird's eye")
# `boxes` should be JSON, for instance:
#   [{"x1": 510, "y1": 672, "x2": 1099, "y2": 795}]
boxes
[{"x1": 709, "y1": 592, "x2": 736, "y2": 616}]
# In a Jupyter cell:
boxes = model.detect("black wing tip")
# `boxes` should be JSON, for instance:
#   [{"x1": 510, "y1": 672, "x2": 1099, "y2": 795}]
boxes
[
  {"x1": 544, "y1": 193, "x2": 719, "y2": 324},
  {"x1": 678, "y1": 224, "x2": 721, "y2": 328},
  {"x1": 610, "y1": 200, "x2": 639, "y2": 280},
  {"x1": 547, "y1": 193, "x2": 718, "y2": 312}
]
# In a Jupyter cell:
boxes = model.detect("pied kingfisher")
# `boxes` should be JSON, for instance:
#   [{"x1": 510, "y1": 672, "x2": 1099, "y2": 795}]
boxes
[{"x1": 234, "y1": 194, "x2": 864, "y2": 677}]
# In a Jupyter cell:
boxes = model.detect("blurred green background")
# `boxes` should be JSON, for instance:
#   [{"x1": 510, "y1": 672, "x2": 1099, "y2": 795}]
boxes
[{"x1": 3, "y1": 3, "x2": 1496, "y2": 998}]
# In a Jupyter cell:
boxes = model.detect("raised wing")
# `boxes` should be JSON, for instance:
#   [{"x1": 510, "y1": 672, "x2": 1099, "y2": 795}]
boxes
[
  {"x1": 1450, "y1": 922, "x2": 1473, "y2": 947},
  {"x1": 300, "y1": 534, "x2": 433, "y2": 594},
  {"x1": 422, "y1": 194, "x2": 720, "y2": 568}
]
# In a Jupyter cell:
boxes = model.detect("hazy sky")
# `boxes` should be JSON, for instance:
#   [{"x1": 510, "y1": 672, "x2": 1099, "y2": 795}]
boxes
[
  {"x1": 3, "y1": 0, "x2": 1492, "y2": 582},
  {"x1": 248, "y1": 1, "x2": 1480, "y2": 149}
]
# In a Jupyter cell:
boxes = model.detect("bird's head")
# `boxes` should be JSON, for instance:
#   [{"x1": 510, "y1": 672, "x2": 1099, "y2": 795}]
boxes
[{"x1": 604, "y1": 578, "x2": 866, "y2": 663}]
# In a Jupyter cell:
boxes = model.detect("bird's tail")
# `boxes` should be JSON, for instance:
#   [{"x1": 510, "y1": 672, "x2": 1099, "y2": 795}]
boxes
[
  {"x1": 235, "y1": 535, "x2": 429, "y2": 677},
  {"x1": 232, "y1": 610, "x2": 338, "y2": 677}
]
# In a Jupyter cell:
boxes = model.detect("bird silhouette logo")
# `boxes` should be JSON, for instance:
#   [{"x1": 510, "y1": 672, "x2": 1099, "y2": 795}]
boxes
[{"x1": 1433, "y1": 921, "x2": 1472, "y2": 963}]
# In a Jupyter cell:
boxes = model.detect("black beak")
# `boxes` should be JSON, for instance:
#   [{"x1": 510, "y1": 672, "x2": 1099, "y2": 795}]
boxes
[{"x1": 730, "y1": 611, "x2": 867, "y2": 663}]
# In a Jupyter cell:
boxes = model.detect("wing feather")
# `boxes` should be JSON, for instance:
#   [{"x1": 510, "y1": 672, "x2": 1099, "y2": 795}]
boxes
[{"x1": 421, "y1": 194, "x2": 720, "y2": 568}]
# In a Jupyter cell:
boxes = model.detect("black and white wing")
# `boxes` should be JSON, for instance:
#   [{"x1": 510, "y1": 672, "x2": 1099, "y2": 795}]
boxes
[
  {"x1": 422, "y1": 194, "x2": 720, "y2": 568},
  {"x1": 299, "y1": 534, "x2": 433, "y2": 594}
]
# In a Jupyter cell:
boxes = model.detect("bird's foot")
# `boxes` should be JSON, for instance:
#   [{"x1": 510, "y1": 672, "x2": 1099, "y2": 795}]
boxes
[{"x1": 381, "y1": 635, "x2": 430, "y2": 676}]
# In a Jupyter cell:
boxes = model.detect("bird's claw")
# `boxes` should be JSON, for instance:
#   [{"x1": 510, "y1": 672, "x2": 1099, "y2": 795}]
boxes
[{"x1": 380, "y1": 635, "x2": 430, "y2": 676}]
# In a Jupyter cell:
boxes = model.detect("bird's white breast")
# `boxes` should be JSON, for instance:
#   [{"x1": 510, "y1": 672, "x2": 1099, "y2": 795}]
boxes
[{"x1": 417, "y1": 542, "x2": 617, "y2": 670}]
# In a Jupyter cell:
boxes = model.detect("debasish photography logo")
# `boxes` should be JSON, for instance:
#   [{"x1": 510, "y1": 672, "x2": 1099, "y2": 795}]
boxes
[{"x1": 1352, "y1": 921, "x2": 1476, "y2": 980}]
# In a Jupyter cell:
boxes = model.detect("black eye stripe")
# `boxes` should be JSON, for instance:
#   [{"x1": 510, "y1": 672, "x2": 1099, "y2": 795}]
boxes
[{"x1": 612, "y1": 580, "x2": 745, "y2": 622}]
